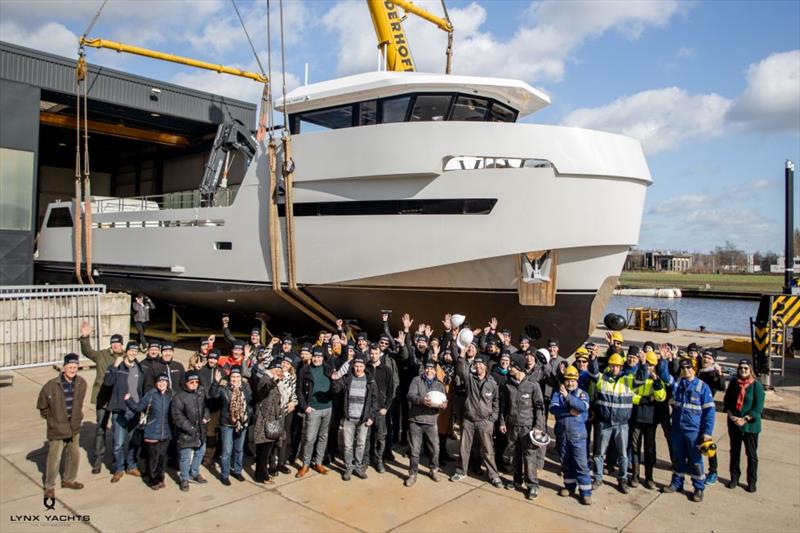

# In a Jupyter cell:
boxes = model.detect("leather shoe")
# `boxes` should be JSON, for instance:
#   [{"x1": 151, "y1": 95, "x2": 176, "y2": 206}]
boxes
[
  {"x1": 126, "y1": 468, "x2": 142, "y2": 477},
  {"x1": 44, "y1": 488, "x2": 55, "y2": 498},
  {"x1": 295, "y1": 465, "x2": 310, "y2": 478},
  {"x1": 279, "y1": 465, "x2": 291, "y2": 475},
  {"x1": 61, "y1": 481, "x2": 84, "y2": 490},
  {"x1": 111, "y1": 472, "x2": 124, "y2": 483},
  {"x1": 312, "y1": 464, "x2": 329, "y2": 475},
  {"x1": 192, "y1": 475, "x2": 208, "y2": 484},
  {"x1": 91, "y1": 464, "x2": 102, "y2": 475}
]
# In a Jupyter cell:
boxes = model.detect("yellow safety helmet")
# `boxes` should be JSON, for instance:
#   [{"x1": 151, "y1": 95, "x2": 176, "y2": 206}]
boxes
[
  {"x1": 611, "y1": 331, "x2": 624, "y2": 343},
  {"x1": 563, "y1": 365, "x2": 579, "y2": 380},
  {"x1": 573, "y1": 346, "x2": 589, "y2": 359},
  {"x1": 646, "y1": 352, "x2": 658, "y2": 366},
  {"x1": 608, "y1": 353, "x2": 625, "y2": 366},
  {"x1": 699, "y1": 441, "x2": 717, "y2": 458}
]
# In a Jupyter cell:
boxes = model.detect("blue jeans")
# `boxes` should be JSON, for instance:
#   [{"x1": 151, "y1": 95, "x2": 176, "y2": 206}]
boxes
[
  {"x1": 111, "y1": 411, "x2": 139, "y2": 473},
  {"x1": 219, "y1": 426, "x2": 246, "y2": 479},
  {"x1": 179, "y1": 442, "x2": 207, "y2": 482},
  {"x1": 593, "y1": 421, "x2": 628, "y2": 481}
]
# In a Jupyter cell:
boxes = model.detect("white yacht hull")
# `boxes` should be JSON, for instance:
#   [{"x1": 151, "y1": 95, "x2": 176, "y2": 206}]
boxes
[{"x1": 36, "y1": 121, "x2": 650, "y2": 348}]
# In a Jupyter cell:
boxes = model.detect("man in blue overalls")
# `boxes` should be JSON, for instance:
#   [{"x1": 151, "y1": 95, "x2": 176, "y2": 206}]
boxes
[
  {"x1": 661, "y1": 358, "x2": 715, "y2": 502},
  {"x1": 550, "y1": 365, "x2": 593, "y2": 505}
]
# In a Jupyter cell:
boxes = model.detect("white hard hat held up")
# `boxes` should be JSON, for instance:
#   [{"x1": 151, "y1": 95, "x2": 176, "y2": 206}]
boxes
[
  {"x1": 451, "y1": 314, "x2": 466, "y2": 329},
  {"x1": 456, "y1": 328, "x2": 474, "y2": 350}
]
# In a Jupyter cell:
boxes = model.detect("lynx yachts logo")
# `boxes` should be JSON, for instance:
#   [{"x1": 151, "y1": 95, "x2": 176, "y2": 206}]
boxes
[{"x1": 7, "y1": 498, "x2": 91, "y2": 526}]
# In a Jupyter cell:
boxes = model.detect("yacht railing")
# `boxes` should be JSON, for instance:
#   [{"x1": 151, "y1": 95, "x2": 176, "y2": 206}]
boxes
[{"x1": 92, "y1": 186, "x2": 237, "y2": 214}]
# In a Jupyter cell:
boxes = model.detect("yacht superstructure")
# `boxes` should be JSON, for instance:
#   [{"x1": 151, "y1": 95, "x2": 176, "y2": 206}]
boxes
[{"x1": 36, "y1": 70, "x2": 651, "y2": 347}]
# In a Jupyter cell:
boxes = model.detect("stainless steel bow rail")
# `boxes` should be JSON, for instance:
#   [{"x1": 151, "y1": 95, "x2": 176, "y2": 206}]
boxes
[{"x1": 0, "y1": 285, "x2": 105, "y2": 370}]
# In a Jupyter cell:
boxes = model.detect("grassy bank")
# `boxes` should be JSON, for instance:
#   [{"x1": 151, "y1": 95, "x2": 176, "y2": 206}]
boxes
[{"x1": 619, "y1": 271, "x2": 782, "y2": 294}]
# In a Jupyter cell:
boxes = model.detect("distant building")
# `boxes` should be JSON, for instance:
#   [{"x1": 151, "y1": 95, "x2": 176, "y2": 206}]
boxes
[
  {"x1": 770, "y1": 256, "x2": 800, "y2": 274},
  {"x1": 747, "y1": 254, "x2": 762, "y2": 274},
  {"x1": 645, "y1": 251, "x2": 692, "y2": 272}
]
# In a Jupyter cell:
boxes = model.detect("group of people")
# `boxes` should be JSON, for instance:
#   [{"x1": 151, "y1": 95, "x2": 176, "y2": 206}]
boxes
[{"x1": 38, "y1": 311, "x2": 765, "y2": 507}]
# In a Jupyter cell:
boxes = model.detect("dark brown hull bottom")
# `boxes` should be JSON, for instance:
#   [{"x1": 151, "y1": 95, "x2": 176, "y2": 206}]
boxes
[{"x1": 35, "y1": 265, "x2": 600, "y2": 351}]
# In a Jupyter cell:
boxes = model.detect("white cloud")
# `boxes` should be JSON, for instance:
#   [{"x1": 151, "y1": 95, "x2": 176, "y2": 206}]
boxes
[
  {"x1": 562, "y1": 87, "x2": 732, "y2": 154},
  {"x1": 728, "y1": 49, "x2": 800, "y2": 132},
  {"x1": 322, "y1": 0, "x2": 685, "y2": 80},
  {"x1": 648, "y1": 194, "x2": 709, "y2": 214},
  {"x1": 0, "y1": 20, "x2": 78, "y2": 57},
  {"x1": 676, "y1": 46, "x2": 695, "y2": 58}
]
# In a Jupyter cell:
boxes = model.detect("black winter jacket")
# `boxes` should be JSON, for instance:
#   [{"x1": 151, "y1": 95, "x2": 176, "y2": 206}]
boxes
[
  {"x1": 456, "y1": 356, "x2": 499, "y2": 423},
  {"x1": 332, "y1": 372, "x2": 378, "y2": 425},
  {"x1": 171, "y1": 385, "x2": 209, "y2": 449},
  {"x1": 500, "y1": 376, "x2": 545, "y2": 431},
  {"x1": 103, "y1": 361, "x2": 144, "y2": 413}
]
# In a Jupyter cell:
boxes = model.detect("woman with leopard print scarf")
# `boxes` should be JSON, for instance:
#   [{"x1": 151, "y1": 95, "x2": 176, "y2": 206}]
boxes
[{"x1": 209, "y1": 367, "x2": 253, "y2": 485}]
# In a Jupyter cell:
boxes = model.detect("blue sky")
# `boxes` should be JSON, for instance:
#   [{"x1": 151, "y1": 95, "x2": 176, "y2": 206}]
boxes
[{"x1": 2, "y1": 0, "x2": 798, "y2": 254}]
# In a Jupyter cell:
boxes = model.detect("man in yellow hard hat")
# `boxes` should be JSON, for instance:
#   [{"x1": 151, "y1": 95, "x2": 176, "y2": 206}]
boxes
[
  {"x1": 588, "y1": 353, "x2": 638, "y2": 494},
  {"x1": 550, "y1": 365, "x2": 592, "y2": 505},
  {"x1": 628, "y1": 351, "x2": 667, "y2": 489}
]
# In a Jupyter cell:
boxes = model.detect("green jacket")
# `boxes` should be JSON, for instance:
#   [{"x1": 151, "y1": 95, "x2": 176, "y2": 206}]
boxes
[
  {"x1": 79, "y1": 336, "x2": 116, "y2": 405},
  {"x1": 723, "y1": 378, "x2": 765, "y2": 434}
]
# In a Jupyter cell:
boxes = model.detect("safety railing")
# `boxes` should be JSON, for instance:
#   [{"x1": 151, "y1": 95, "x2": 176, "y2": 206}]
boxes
[
  {"x1": 0, "y1": 285, "x2": 105, "y2": 370},
  {"x1": 92, "y1": 186, "x2": 237, "y2": 214}
]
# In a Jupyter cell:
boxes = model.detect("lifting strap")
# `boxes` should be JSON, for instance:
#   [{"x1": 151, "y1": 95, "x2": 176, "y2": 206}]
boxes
[{"x1": 73, "y1": 54, "x2": 86, "y2": 285}]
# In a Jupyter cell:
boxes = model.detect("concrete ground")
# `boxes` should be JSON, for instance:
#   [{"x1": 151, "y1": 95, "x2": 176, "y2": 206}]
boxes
[{"x1": 1, "y1": 347, "x2": 799, "y2": 533}]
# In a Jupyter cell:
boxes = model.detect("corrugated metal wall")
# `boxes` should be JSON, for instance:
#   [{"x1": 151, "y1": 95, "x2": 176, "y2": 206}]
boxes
[{"x1": 0, "y1": 41, "x2": 256, "y2": 126}]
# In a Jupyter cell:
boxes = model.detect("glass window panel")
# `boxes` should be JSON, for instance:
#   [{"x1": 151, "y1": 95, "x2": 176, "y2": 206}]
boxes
[
  {"x1": 488, "y1": 102, "x2": 517, "y2": 123},
  {"x1": 358, "y1": 100, "x2": 377, "y2": 126},
  {"x1": 0, "y1": 148, "x2": 34, "y2": 231},
  {"x1": 297, "y1": 105, "x2": 353, "y2": 132},
  {"x1": 381, "y1": 96, "x2": 411, "y2": 123},
  {"x1": 450, "y1": 96, "x2": 489, "y2": 121},
  {"x1": 409, "y1": 95, "x2": 452, "y2": 122}
]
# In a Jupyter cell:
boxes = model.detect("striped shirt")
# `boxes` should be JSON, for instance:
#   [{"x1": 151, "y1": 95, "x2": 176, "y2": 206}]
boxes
[
  {"x1": 347, "y1": 375, "x2": 367, "y2": 420},
  {"x1": 60, "y1": 374, "x2": 75, "y2": 421}
]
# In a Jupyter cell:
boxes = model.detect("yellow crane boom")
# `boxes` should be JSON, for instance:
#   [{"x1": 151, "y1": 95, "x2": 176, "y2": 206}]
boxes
[
  {"x1": 367, "y1": 0, "x2": 453, "y2": 72},
  {"x1": 79, "y1": 37, "x2": 268, "y2": 83}
]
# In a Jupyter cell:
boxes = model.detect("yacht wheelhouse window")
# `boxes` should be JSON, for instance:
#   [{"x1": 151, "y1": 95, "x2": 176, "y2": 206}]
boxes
[
  {"x1": 297, "y1": 105, "x2": 353, "y2": 133},
  {"x1": 410, "y1": 95, "x2": 452, "y2": 122},
  {"x1": 358, "y1": 100, "x2": 377, "y2": 125},
  {"x1": 450, "y1": 96, "x2": 490, "y2": 121},
  {"x1": 381, "y1": 96, "x2": 411, "y2": 123},
  {"x1": 488, "y1": 102, "x2": 517, "y2": 123}
]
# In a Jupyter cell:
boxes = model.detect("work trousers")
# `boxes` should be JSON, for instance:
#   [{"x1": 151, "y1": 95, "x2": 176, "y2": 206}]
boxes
[
  {"x1": 203, "y1": 410, "x2": 220, "y2": 462},
  {"x1": 494, "y1": 423, "x2": 508, "y2": 471},
  {"x1": 301, "y1": 408, "x2": 331, "y2": 466},
  {"x1": 144, "y1": 439, "x2": 169, "y2": 486},
  {"x1": 408, "y1": 422, "x2": 439, "y2": 473},
  {"x1": 629, "y1": 421, "x2": 657, "y2": 480},
  {"x1": 366, "y1": 413, "x2": 388, "y2": 465},
  {"x1": 507, "y1": 426, "x2": 542, "y2": 487},
  {"x1": 593, "y1": 421, "x2": 629, "y2": 481},
  {"x1": 728, "y1": 420, "x2": 758, "y2": 486},
  {"x1": 557, "y1": 431, "x2": 591, "y2": 497},
  {"x1": 669, "y1": 428, "x2": 705, "y2": 491},
  {"x1": 45, "y1": 435, "x2": 80, "y2": 490},
  {"x1": 458, "y1": 418, "x2": 499, "y2": 480},
  {"x1": 342, "y1": 419, "x2": 370, "y2": 473},
  {"x1": 92, "y1": 405, "x2": 111, "y2": 468}
]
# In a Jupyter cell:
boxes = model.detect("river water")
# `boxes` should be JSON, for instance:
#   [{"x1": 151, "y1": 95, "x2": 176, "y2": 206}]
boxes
[{"x1": 604, "y1": 295, "x2": 759, "y2": 335}]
